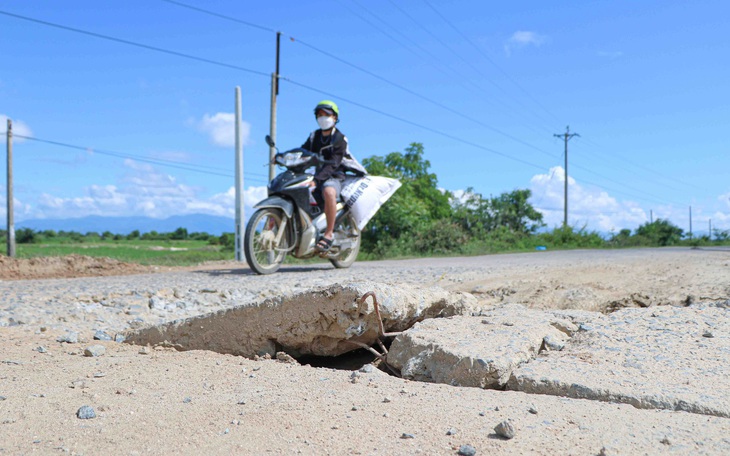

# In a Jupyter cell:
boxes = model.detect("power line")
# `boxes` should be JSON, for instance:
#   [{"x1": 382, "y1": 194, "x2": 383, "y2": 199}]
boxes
[
  {"x1": 0, "y1": 10, "x2": 269, "y2": 78},
  {"x1": 158, "y1": 0, "x2": 559, "y2": 158},
  {"x1": 159, "y1": 0, "x2": 276, "y2": 33},
  {"x1": 386, "y1": 0, "x2": 558, "y2": 134},
  {"x1": 422, "y1": 0, "x2": 561, "y2": 127},
  {"x1": 12, "y1": 133, "x2": 269, "y2": 182},
  {"x1": 0, "y1": 8, "x2": 696, "y2": 208},
  {"x1": 290, "y1": 36, "x2": 558, "y2": 160}
]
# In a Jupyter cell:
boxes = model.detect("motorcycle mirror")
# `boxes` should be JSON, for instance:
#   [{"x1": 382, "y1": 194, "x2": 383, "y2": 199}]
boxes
[{"x1": 265, "y1": 135, "x2": 276, "y2": 148}]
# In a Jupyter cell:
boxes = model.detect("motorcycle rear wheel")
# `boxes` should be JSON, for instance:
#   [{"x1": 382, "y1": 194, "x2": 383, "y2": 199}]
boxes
[
  {"x1": 244, "y1": 208, "x2": 289, "y2": 275},
  {"x1": 330, "y1": 213, "x2": 360, "y2": 269}
]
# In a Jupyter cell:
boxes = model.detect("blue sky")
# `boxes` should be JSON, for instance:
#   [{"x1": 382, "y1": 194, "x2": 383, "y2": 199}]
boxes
[{"x1": 1, "y1": 0, "x2": 728, "y2": 236}]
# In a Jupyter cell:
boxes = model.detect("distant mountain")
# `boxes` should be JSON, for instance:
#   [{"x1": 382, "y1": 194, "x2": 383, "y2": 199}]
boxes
[{"x1": 14, "y1": 214, "x2": 236, "y2": 236}]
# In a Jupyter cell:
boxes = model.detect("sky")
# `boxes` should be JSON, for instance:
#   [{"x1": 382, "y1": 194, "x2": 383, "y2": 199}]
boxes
[{"x1": 1, "y1": 0, "x2": 729, "y2": 236}]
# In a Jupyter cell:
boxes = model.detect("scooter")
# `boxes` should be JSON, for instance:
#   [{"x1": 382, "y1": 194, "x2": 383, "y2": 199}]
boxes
[{"x1": 243, "y1": 135, "x2": 361, "y2": 274}]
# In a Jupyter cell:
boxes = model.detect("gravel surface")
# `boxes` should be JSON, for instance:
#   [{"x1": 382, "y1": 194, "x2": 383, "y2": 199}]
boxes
[{"x1": 1, "y1": 247, "x2": 730, "y2": 454}]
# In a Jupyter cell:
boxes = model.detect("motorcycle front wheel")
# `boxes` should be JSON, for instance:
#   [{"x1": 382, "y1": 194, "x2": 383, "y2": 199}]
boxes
[
  {"x1": 330, "y1": 213, "x2": 360, "y2": 269},
  {"x1": 244, "y1": 208, "x2": 289, "y2": 275}
]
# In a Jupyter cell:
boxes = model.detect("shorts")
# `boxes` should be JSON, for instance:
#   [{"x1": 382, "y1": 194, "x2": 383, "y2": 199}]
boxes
[{"x1": 321, "y1": 178, "x2": 342, "y2": 198}]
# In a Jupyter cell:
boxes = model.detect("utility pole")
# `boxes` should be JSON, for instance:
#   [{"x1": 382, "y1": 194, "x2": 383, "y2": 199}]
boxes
[
  {"x1": 650, "y1": 210, "x2": 653, "y2": 224},
  {"x1": 234, "y1": 87, "x2": 244, "y2": 262},
  {"x1": 689, "y1": 206, "x2": 693, "y2": 240},
  {"x1": 554, "y1": 126, "x2": 579, "y2": 228},
  {"x1": 6, "y1": 119, "x2": 15, "y2": 257},
  {"x1": 268, "y1": 31, "x2": 281, "y2": 181}
]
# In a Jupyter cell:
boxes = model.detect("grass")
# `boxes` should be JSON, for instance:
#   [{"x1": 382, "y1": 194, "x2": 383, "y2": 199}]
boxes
[{"x1": 2, "y1": 239, "x2": 234, "y2": 266}]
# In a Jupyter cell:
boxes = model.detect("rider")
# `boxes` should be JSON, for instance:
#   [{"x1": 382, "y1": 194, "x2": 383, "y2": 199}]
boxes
[{"x1": 302, "y1": 100, "x2": 366, "y2": 252}]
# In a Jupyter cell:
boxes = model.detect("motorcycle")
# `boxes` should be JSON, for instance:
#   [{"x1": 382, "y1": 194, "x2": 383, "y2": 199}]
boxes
[{"x1": 244, "y1": 135, "x2": 362, "y2": 274}]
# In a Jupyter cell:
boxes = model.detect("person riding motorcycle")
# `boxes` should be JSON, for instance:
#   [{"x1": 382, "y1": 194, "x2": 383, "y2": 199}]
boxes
[{"x1": 302, "y1": 100, "x2": 366, "y2": 252}]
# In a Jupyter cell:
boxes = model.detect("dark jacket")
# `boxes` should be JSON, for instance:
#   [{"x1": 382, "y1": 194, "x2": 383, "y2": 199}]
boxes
[
  {"x1": 302, "y1": 128, "x2": 348, "y2": 182},
  {"x1": 302, "y1": 127, "x2": 367, "y2": 182}
]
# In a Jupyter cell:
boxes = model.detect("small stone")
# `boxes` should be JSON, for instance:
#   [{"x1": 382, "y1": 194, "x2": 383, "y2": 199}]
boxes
[
  {"x1": 183, "y1": 397, "x2": 192, "y2": 403},
  {"x1": 494, "y1": 406, "x2": 500, "y2": 411},
  {"x1": 528, "y1": 405, "x2": 538, "y2": 415},
  {"x1": 400, "y1": 433, "x2": 415, "y2": 439},
  {"x1": 84, "y1": 345, "x2": 106, "y2": 357},
  {"x1": 458, "y1": 444, "x2": 477, "y2": 456},
  {"x1": 93, "y1": 372, "x2": 106, "y2": 378},
  {"x1": 114, "y1": 334, "x2": 126, "y2": 343},
  {"x1": 76, "y1": 405, "x2": 96, "y2": 420},
  {"x1": 93, "y1": 330, "x2": 112, "y2": 341},
  {"x1": 478, "y1": 411, "x2": 486, "y2": 417},
  {"x1": 351, "y1": 406, "x2": 358, "y2": 411},
  {"x1": 57, "y1": 332, "x2": 79, "y2": 344},
  {"x1": 36, "y1": 346, "x2": 47, "y2": 353},
  {"x1": 0, "y1": 396, "x2": 6, "y2": 401},
  {"x1": 446, "y1": 428, "x2": 458, "y2": 435},
  {"x1": 237, "y1": 400, "x2": 246, "y2": 405},
  {"x1": 223, "y1": 428, "x2": 229, "y2": 434},
  {"x1": 276, "y1": 352, "x2": 298, "y2": 364},
  {"x1": 138, "y1": 347, "x2": 151, "y2": 355},
  {"x1": 702, "y1": 331, "x2": 714, "y2": 338},
  {"x1": 660, "y1": 436, "x2": 671, "y2": 446},
  {"x1": 502, "y1": 322, "x2": 514, "y2": 327},
  {"x1": 359, "y1": 364, "x2": 375, "y2": 373},
  {"x1": 383, "y1": 397, "x2": 392, "y2": 403},
  {"x1": 494, "y1": 420, "x2": 516, "y2": 439}
]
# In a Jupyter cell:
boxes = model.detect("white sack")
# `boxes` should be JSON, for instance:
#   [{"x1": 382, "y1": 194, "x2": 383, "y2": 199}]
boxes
[{"x1": 341, "y1": 176, "x2": 401, "y2": 230}]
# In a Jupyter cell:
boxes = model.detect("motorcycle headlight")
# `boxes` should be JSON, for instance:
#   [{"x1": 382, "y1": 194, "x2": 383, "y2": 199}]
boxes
[{"x1": 276, "y1": 151, "x2": 310, "y2": 167}]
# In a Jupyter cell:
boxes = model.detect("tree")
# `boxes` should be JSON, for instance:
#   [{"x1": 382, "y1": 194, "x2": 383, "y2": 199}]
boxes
[
  {"x1": 170, "y1": 227, "x2": 188, "y2": 240},
  {"x1": 452, "y1": 188, "x2": 544, "y2": 235},
  {"x1": 635, "y1": 219, "x2": 683, "y2": 246},
  {"x1": 361, "y1": 143, "x2": 451, "y2": 253}
]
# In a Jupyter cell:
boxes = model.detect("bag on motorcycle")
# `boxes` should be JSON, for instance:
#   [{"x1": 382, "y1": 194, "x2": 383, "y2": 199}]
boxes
[{"x1": 341, "y1": 175, "x2": 402, "y2": 230}]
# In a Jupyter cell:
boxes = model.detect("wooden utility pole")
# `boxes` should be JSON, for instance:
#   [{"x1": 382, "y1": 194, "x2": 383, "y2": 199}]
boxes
[
  {"x1": 6, "y1": 119, "x2": 15, "y2": 257},
  {"x1": 554, "y1": 126, "x2": 579, "y2": 228},
  {"x1": 268, "y1": 31, "x2": 281, "y2": 181}
]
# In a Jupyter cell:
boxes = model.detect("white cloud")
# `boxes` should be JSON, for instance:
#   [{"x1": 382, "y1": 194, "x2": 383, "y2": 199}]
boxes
[
  {"x1": 529, "y1": 166, "x2": 648, "y2": 233},
  {"x1": 505, "y1": 31, "x2": 547, "y2": 56},
  {"x1": 0, "y1": 114, "x2": 33, "y2": 143},
  {"x1": 197, "y1": 112, "x2": 251, "y2": 148},
  {"x1": 22, "y1": 160, "x2": 268, "y2": 221}
]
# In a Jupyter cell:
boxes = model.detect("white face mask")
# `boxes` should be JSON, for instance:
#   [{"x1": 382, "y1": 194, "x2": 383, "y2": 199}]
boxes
[{"x1": 317, "y1": 116, "x2": 335, "y2": 130}]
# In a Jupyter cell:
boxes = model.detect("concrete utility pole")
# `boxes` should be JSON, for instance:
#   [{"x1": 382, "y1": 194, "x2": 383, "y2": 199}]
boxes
[
  {"x1": 554, "y1": 126, "x2": 579, "y2": 228},
  {"x1": 6, "y1": 119, "x2": 15, "y2": 257},
  {"x1": 689, "y1": 206, "x2": 693, "y2": 240},
  {"x1": 234, "y1": 87, "x2": 244, "y2": 262},
  {"x1": 268, "y1": 31, "x2": 281, "y2": 181}
]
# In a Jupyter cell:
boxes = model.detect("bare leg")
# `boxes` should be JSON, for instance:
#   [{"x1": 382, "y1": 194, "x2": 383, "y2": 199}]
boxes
[{"x1": 322, "y1": 186, "x2": 337, "y2": 240}]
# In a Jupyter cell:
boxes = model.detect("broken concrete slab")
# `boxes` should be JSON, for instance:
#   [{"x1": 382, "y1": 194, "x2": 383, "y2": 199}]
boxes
[
  {"x1": 123, "y1": 281, "x2": 478, "y2": 358},
  {"x1": 508, "y1": 303, "x2": 730, "y2": 417},
  {"x1": 386, "y1": 304, "x2": 573, "y2": 388}
]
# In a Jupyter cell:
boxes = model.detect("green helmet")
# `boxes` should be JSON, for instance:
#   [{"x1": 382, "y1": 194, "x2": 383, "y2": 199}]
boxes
[{"x1": 314, "y1": 100, "x2": 339, "y2": 118}]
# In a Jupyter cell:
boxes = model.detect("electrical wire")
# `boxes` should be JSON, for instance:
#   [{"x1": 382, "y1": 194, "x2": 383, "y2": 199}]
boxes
[
  {"x1": 12, "y1": 134, "x2": 269, "y2": 183},
  {"x1": 0, "y1": 10, "x2": 269, "y2": 78},
  {"x1": 386, "y1": 0, "x2": 558, "y2": 134},
  {"x1": 0, "y1": 8, "x2": 703, "y2": 209},
  {"x1": 422, "y1": 0, "x2": 562, "y2": 126}
]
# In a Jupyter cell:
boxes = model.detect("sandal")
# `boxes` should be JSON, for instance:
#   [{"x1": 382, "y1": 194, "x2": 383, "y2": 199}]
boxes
[{"x1": 316, "y1": 236, "x2": 333, "y2": 252}]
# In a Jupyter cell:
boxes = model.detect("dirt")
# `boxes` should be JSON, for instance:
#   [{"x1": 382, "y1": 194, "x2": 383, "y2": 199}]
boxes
[
  {"x1": 1, "y1": 249, "x2": 730, "y2": 455},
  {"x1": 0, "y1": 254, "x2": 153, "y2": 280}
]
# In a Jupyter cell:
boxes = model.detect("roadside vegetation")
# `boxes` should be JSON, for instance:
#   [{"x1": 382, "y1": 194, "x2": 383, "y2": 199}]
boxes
[{"x1": 2, "y1": 143, "x2": 728, "y2": 266}]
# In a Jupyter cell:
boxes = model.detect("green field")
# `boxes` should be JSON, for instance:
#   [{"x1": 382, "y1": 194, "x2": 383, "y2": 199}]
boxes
[{"x1": 1, "y1": 239, "x2": 234, "y2": 266}]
